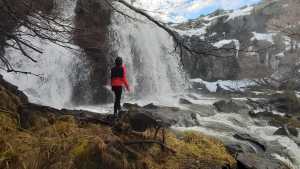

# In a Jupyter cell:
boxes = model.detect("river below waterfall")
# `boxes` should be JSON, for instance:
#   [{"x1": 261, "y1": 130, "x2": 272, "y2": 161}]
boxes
[{"x1": 75, "y1": 92, "x2": 300, "y2": 169}]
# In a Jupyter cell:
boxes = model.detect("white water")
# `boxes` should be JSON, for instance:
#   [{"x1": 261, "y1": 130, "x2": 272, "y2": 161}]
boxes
[
  {"x1": 0, "y1": 1, "x2": 299, "y2": 168},
  {"x1": 109, "y1": 2, "x2": 186, "y2": 104},
  {"x1": 0, "y1": 0, "x2": 82, "y2": 109},
  {"x1": 174, "y1": 95, "x2": 300, "y2": 169}
]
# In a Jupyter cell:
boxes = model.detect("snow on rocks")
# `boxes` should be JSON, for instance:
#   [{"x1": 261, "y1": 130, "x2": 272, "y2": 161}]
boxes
[
  {"x1": 251, "y1": 32, "x2": 275, "y2": 43},
  {"x1": 225, "y1": 6, "x2": 254, "y2": 22},
  {"x1": 190, "y1": 78, "x2": 255, "y2": 92}
]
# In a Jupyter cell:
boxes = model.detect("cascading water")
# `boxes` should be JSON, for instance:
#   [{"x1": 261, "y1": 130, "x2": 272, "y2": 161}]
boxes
[
  {"x1": 109, "y1": 2, "x2": 186, "y2": 104},
  {"x1": 0, "y1": 0, "x2": 83, "y2": 109},
  {"x1": 0, "y1": 0, "x2": 299, "y2": 168}
]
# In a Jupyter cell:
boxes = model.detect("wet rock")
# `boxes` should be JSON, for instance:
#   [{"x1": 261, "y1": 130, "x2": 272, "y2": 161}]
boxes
[
  {"x1": 225, "y1": 143, "x2": 256, "y2": 156},
  {"x1": 0, "y1": 75, "x2": 28, "y2": 104},
  {"x1": 185, "y1": 104, "x2": 217, "y2": 117},
  {"x1": 123, "y1": 103, "x2": 141, "y2": 110},
  {"x1": 179, "y1": 98, "x2": 193, "y2": 105},
  {"x1": 237, "y1": 153, "x2": 289, "y2": 169},
  {"x1": 126, "y1": 110, "x2": 168, "y2": 132},
  {"x1": 143, "y1": 103, "x2": 159, "y2": 109},
  {"x1": 273, "y1": 125, "x2": 299, "y2": 137},
  {"x1": 190, "y1": 81, "x2": 210, "y2": 93},
  {"x1": 233, "y1": 133, "x2": 266, "y2": 152},
  {"x1": 214, "y1": 100, "x2": 249, "y2": 113},
  {"x1": 125, "y1": 104, "x2": 201, "y2": 127},
  {"x1": 249, "y1": 110, "x2": 274, "y2": 118},
  {"x1": 269, "y1": 92, "x2": 300, "y2": 114}
]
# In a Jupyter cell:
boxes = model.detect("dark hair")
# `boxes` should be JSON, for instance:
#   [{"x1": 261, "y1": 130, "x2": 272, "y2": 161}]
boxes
[{"x1": 115, "y1": 57, "x2": 123, "y2": 66}]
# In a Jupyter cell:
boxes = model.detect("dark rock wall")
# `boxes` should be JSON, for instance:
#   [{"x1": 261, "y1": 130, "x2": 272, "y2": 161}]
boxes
[{"x1": 72, "y1": 0, "x2": 113, "y2": 105}]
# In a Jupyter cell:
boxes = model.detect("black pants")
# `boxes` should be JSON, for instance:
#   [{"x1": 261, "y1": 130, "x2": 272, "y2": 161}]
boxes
[{"x1": 112, "y1": 86, "x2": 122, "y2": 116}]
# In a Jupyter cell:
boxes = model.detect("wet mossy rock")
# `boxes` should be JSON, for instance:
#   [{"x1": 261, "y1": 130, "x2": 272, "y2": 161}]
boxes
[{"x1": 0, "y1": 75, "x2": 27, "y2": 113}]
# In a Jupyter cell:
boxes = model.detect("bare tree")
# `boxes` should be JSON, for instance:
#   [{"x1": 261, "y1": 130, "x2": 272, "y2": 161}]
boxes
[
  {"x1": 268, "y1": 0, "x2": 300, "y2": 52},
  {"x1": 0, "y1": 0, "x2": 74, "y2": 76}
]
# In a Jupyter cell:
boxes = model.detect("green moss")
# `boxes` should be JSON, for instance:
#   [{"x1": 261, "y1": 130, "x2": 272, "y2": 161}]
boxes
[
  {"x1": 146, "y1": 131, "x2": 236, "y2": 169},
  {"x1": 0, "y1": 86, "x2": 22, "y2": 113},
  {"x1": 71, "y1": 138, "x2": 89, "y2": 157},
  {"x1": 0, "y1": 112, "x2": 18, "y2": 133},
  {"x1": 270, "y1": 116, "x2": 300, "y2": 128}
]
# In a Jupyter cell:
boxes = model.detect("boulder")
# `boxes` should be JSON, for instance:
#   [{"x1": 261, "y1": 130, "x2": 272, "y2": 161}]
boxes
[
  {"x1": 225, "y1": 143, "x2": 256, "y2": 156},
  {"x1": 273, "y1": 125, "x2": 299, "y2": 137},
  {"x1": 214, "y1": 100, "x2": 249, "y2": 113},
  {"x1": 179, "y1": 98, "x2": 193, "y2": 105},
  {"x1": 143, "y1": 103, "x2": 159, "y2": 109},
  {"x1": 126, "y1": 103, "x2": 201, "y2": 127},
  {"x1": 123, "y1": 103, "x2": 141, "y2": 110},
  {"x1": 269, "y1": 92, "x2": 300, "y2": 114},
  {"x1": 237, "y1": 153, "x2": 289, "y2": 169},
  {"x1": 233, "y1": 133, "x2": 266, "y2": 152}
]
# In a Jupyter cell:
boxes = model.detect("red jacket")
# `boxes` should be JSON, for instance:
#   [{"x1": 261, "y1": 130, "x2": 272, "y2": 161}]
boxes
[{"x1": 111, "y1": 64, "x2": 130, "y2": 90}]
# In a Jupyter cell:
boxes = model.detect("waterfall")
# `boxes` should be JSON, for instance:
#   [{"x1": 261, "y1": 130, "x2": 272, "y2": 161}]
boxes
[
  {"x1": 0, "y1": 0, "x2": 82, "y2": 109},
  {"x1": 1, "y1": 0, "x2": 187, "y2": 107},
  {"x1": 109, "y1": 3, "x2": 186, "y2": 103}
]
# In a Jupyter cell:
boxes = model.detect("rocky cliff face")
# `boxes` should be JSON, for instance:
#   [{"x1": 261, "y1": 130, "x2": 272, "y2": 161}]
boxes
[
  {"x1": 72, "y1": 0, "x2": 113, "y2": 105},
  {"x1": 175, "y1": 0, "x2": 297, "y2": 81}
]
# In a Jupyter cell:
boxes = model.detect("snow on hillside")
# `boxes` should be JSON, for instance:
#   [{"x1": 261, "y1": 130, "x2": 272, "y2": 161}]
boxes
[
  {"x1": 176, "y1": 27, "x2": 207, "y2": 38},
  {"x1": 225, "y1": 6, "x2": 253, "y2": 22},
  {"x1": 175, "y1": 5, "x2": 254, "y2": 37}
]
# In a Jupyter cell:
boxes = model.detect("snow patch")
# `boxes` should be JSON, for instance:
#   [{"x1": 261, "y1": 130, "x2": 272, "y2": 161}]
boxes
[
  {"x1": 190, "y1": 78, "x2": 255, "y2": 92},
  {"x1": 213, "y1": 39, "x2": 240, "y2": 58},
  {"x1": 251, "y1": 32, "x2": 275, "y2": 43},
  {"x1": 213, "y1": 39, "x2": 234, "y2": 48},
  {"x1": 226, "y1": 6, "x2": 253, "y2": 22}
]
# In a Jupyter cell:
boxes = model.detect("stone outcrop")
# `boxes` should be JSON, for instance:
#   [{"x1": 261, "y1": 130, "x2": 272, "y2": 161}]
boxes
[{"x1": 72, "y1": 0, "x2": 114, "y2": 105}]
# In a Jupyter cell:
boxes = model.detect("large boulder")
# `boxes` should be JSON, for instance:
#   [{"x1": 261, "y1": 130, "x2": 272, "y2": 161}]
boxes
[
  {"x1": 233, "y1": 133, "x2": 266, "y2": 153},
  {"x1": 269, "y1": 92, "x2": 300, "y2": 114},
  {"x1": 124, "y1": 103, "x2": 201, "y2": 128},
  {"x1": 273, "y1": 125, "x2": 299, "y2": 137}
]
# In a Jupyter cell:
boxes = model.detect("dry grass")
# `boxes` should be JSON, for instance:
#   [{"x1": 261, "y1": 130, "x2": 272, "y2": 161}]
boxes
[
  {"x1": 145, "y1": 131, "x2": 236, "y2": 169},
  {"x1": 0, "y1": 81, "x2": 236, "y2": 169},
  {"x1": 0, "y1": 109, "x2": 236, "y2": 169}
]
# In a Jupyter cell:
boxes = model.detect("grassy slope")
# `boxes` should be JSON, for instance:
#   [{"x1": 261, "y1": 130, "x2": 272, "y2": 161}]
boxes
[{"x1": 0, "y1": 79, "x2": 235, "y2": 169}]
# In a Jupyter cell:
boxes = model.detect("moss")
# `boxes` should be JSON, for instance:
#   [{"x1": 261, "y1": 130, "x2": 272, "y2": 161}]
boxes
[
  {"x1": 0, "y1": 86, "x2": 22, "y2": 113},
  {"x1": 0, "y1": 112, "x2": 18, "y2": 133},
  {"x1": 270, "y1": 116, "x2": 300, "y2": 128},
  {"x1": 144, "y1": 131, "x2": 236, "y2": 169},
  {"x1": 283, "y1": 90, "x2": 300, "y2": 113},
  {"x1": 70, "y1": 138, "x2": 89, "y2": 157}
]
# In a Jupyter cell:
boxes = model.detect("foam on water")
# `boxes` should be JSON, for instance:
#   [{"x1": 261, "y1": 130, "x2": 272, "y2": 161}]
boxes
[{"x1": 174, "y1": 99, "x2": 300, "y2": 169}]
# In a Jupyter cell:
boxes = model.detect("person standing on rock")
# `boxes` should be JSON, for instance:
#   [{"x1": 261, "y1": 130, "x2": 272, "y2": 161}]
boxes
[{"x1": 111, "y1": 57, "x2": 130, "y2": 118}]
